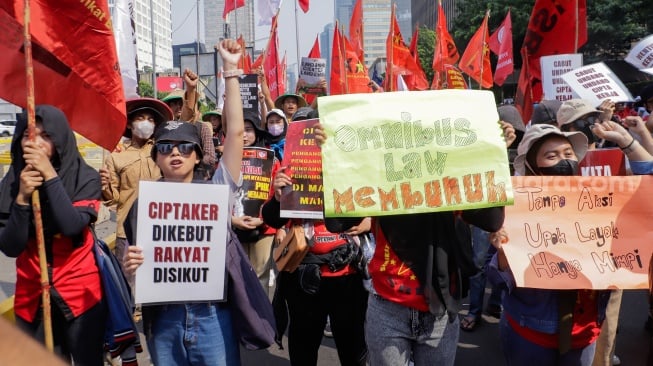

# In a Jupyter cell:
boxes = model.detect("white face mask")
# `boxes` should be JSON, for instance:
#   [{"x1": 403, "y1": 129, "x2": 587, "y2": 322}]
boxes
[
  {"x1": 268, "y1": 124, "x2": 284, "y2": 137},
  {"x1": 132, "y1": 121, "x2": 155, "y2": 139}
]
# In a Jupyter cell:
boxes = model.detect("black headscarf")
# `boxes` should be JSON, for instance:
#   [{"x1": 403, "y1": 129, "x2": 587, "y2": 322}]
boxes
[{"x1": 3, "y1": 106, "x2": 101, "y2": 229}]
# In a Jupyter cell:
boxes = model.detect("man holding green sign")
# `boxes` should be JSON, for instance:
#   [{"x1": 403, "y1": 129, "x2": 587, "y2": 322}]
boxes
[{"x1": 317, "y1": 90, "x2": 509, "y2": 365}]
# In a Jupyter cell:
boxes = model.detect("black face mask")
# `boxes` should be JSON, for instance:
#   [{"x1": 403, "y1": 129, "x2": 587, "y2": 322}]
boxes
[{"x1": 537, "y1": 159, "x2": 579, "y2": 176}]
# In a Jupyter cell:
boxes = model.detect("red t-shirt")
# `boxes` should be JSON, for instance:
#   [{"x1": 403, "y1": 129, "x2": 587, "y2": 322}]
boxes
[
  {"x1": 14, "y1": 199, "x2": 102, "y2": 322},
  {"x1": 310, "y1": 221, "x2": 356, "y2": 277},
  {"x1": 506, "y1": 290, "x2": 601, "y2": 349},
  {"x1": 368, "y1": 223, "x2": 429, "y2": 312}
]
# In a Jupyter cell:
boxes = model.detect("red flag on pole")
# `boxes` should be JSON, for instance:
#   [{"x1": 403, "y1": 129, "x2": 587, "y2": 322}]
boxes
[
  {"x1": 432, "y1": 3, "x2": 459, "y2": 73},
  {"x1": 263, "y1": 16, "x2": 281, "y2": 99},
  {"x1": 349, "y1": 0, "x2": 364, "y2": 64},
  {"x1": 308, "y1": 36, "x2": 321, "y2": 58},
  {"x1": 404, "y1": 27, "x2": 429, "y2": 91},
  {"x1": 236, "y1": 35, "x2": 252, "y2": 73},
  {"x1": 385, "y1": 6, "x2": 426, "y2": 92},
  {"x1": 488, "y1": 10, "x2": 513, "y2": 86},
  {"x1": 223, "y1": 0, "x2": 245, "y2": 19},
  {"x1": 330, "y1": 24, "x2": 346, "y2": 95},
  {"x1": 278, "y1": 52, "x2": 287, "y2": 96},
  {"x1": 0, "y1": 1, "x2": 125, "y2": 150},
  {"x1": 516, "y1": 0, "x2": 587, "y2": 121},
  {"x1": 458, "y1": 12, "x2": 493, "y2": 89},
  {"x1": 252, "y1": 52, "x2": 264, "y2": 70},
  {"x1": 343, "y1": 36, "x2": 371, "y2": 93},
  {"x1": 298, "y1": 0, "x2": 309, "y2": 13}
]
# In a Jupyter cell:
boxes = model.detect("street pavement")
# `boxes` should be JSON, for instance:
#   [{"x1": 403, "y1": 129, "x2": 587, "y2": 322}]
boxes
[{"x1": 0, "y1": 216, "x2": 651, "y2": 365}]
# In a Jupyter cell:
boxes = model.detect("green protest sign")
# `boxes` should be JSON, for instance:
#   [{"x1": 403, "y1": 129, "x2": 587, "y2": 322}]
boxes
[{"x1": 318, "y1": 89, "x2": 513, "y2": 217}]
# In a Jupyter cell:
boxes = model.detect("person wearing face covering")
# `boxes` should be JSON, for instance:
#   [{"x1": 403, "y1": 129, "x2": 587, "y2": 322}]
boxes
[
  {"x1": 99, "y1": 98, "x2": 173, "y2": 267},
  {"x1": 0, "y1": 106, "x2": 106, "y2": 364},
  {"x1": 265, "y1": 108, "x2": 289, "y2": 162},
  {"x1": 488, "y1": 124, "x2": 611, "y2": 366}
]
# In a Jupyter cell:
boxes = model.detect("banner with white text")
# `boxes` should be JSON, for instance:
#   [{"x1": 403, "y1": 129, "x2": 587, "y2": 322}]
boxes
[{"x1": 318, "y1": 90, "x2": 513, "y2": 217}]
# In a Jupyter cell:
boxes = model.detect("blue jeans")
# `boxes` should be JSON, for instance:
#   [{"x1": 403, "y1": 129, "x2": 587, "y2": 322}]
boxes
[
  {"x1": 144, "y1": 303, "x2": 240, "y2": 366},
  {"x1": 499, "y1": 315, "x2": 596, "y2": 366},
  {"x1": 468, "y1": 226, "x2": 503, "y2": 318},
  {"x1": 365, "y1": 294, "x2": 459, "y2": 366}
]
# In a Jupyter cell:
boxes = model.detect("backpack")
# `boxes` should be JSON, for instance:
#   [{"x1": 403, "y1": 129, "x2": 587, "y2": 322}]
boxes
[{"x1": 446, "y1": 213, "x2": 479, "y2": 301}]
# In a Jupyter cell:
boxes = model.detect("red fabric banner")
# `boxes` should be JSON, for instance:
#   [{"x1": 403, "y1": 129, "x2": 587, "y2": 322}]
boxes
[
  {"x1": 404, "y1": 27, "x2": 428, "y2": 91},
  {"x1": 432, "y1": 3, "x2": 459, "y2": 73},
  {"x1": 344, "y1": 36, "x2": 371, "y2": 94},
  {"x1": 489, "y1": 10, "x2": 514, "y2": 86},
  {"x1": 385, "y1": 8, "x2": 426, "y2": 92},
  {"x1": 349, "y1": 0, "x2": 364, "y2": 64},
  {"x1": 330, "y1": 25, "x2": 346, "y2": 95},
  {"x1": 223, "y1": 0, "x2": 245, "y2": 19},
  {"x1": 298, "y1": 0, "x2": 309, "y2": 13},
  {"x1": 263, "y1": 16, "x2": 281, "y2": 100},
  {"x1": 0, "y1": 1, "x2": 126, "y2": 151},
  {"x1": 459, "y1": 13, "x2": 493, "y2": 89}
]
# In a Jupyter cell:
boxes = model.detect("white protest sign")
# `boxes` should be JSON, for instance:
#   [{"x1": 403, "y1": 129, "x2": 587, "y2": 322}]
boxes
[
  {"x1": 135, "y1": 181, "x2": 230, "y2": 304},
  {"x1": 561, "y1": 62, "x2": 634, "y2": 105},
  {"x1": 625, "y1": 34, "x2": 653, "y2": 76},
  {"x1": 540, "y1": 54, "x2": 583, "y2": 102},
  {"x1": 298, "y1": 57, "x2": 327, "y2": 95}
]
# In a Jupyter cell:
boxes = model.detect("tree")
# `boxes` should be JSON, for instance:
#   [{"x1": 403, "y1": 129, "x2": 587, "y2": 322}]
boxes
[
  {"x1": 138, "y1": 80, "x2": 153, "y2": 97},
  {"x1": 415, "y1": 26, "x2": 436, "y2": 83}
]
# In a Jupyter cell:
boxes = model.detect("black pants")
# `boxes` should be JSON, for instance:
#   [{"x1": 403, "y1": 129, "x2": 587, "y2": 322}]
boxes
[
  {"x1": 16, "y1": 300, "x2": 106, "y2": 366},
  {"x1": 284, "y1": 271, "x2": 368, "y2": 366}
]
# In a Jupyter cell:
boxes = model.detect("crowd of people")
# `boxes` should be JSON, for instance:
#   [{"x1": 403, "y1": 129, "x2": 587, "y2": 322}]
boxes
[{"x1": 1, "y1": 36, "x2": 653, "y2": 366}]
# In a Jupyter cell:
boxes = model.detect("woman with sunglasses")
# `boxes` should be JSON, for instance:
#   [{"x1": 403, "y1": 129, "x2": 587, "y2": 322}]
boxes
[{"x1": 122, "y1": 39, "x2": 247, "y2": 366}]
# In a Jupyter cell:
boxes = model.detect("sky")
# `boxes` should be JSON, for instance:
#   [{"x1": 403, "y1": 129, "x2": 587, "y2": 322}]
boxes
[{"x1": 171, "y1": 0, "x2": 335, "y2": 73}]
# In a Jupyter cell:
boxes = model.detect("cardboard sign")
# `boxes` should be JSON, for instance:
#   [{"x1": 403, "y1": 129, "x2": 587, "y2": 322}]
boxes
[
  {"x1": 280, "y1": 118, "x2": 324, "y2": 219},
  {"x1": 239, "y1": 74, "x2": 259, "y2": 115},
  {"x1": 135, "y1": 181, "x2": 229, "y2": 304},
  {"x1": 318, "y1": 90, "x2": 513, "y2": 217},
  {"x1": 235, "y1": 147, "x2": 275, "y2": 217},
  {"x1": 561, "y1": 63, "x2": 634, "y2": 105},
  {"x1": 298, "y1": 57, "x2": 327, "y2": 95},
  {"x1": 625, "y1": 34, "x2": 653, "y2": 76},
  {"x1": 579, "y1": 148, "x2": 626, "y2": 177},
  {"x1": 540, "y1": 54, "x2": 583, "y2": 102},
  {"x1": 503, "y1": 176, "x2": 653, "y2": 289}
]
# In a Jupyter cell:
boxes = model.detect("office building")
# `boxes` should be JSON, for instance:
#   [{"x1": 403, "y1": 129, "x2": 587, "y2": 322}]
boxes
[
  {"x1": 411, "y1": 0, "x2": 458, "y2": 33},
  {"x1": 204, "y1": 0, "x2": 256, "y2": 50}
]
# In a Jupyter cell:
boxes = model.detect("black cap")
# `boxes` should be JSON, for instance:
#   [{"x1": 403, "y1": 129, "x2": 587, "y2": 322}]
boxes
[{"x1": 152, "y1": 121, "x2": 203, "y2": 159}]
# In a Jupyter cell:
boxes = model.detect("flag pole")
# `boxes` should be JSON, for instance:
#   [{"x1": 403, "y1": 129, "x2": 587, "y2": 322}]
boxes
[
  {"x1": 294, "y1": 0, "x2": 301, "y2": 78},
  {"x1": 479, "y1": 10, "x2": 489, "y2": 90},
  {"x1": 23, "y1": 0, "x2": 54, "y2": 352},
  {"x1": 574, "y1": 0, "x2": 579, "y2": 52}
]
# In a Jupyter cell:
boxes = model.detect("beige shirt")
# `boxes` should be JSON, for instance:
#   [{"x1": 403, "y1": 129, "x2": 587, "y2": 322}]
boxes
[{"x1": 102, "y1": 140, "x2": 161, "y2": 238}]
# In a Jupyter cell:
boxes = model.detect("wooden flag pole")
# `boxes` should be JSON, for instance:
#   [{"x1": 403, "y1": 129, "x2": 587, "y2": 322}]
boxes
[{"x1": 23, "y1": 0, "x2": 54, "y2": 352}]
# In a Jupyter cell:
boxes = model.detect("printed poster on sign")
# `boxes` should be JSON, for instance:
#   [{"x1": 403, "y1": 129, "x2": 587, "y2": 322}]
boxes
[
  {"x1": 503, "y1": 176, "x2": 653, "y2": 289},
  {"x1": 625, "y1": 34, "x2": 653, "y2": 75},
  {"x1": 318, "y1": 90, "x2": 513, "y2": 217},
  {"x1": 579, "y1": 149, "x2": 626, "y2": 177},
  {"x1": 540, "y1": 54, "x2": 583, "y2": 102},
  {"x1": 239, "y1": 74, "x2": 259, "y2": 115},
  {"x1": 561, "y1": 62, "x2": 634, "y2": 105},
  {"x1": 235, "y1": 147, "x2": 275, "y2": 217},
  {"x1": 135, "y1": 181, "x2": 229, "y2": 304},
  {"x1": 298, "y1": 57, "x2": 327, "y2": 95},
  {"x1": 280, "y1": 118, "x2": 324, "y2": 219}
]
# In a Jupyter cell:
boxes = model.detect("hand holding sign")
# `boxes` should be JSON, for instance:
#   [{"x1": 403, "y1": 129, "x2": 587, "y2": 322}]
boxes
[{"x1": 274, "y1": 167, "x2": 292, "y2": 201}]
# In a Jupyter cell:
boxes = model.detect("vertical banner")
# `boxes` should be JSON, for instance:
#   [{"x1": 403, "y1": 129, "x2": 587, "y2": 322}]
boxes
[
  {"x1": 235, "y1": 147, "x2": 275, "y2": 217},
  {"x1": 540, "y1": 54, "x2": 583, "y2": 102},
  {"x1": 579, "y1": 149, "x2": 626, "y2": 177},
  {"x1": 503, "y1": 176, "x2": 653, "y2": 289},
  {"x1": 298, "y1": 57, "x2": 327, "y2": 95},
  {"x1": 561, "y1": 63, "x2": 634, "y2": 105},
  {"x1": 280, "y1": 119, "x2": 324, "y2": 219},
  {"x1": 239, "y1": 74, "x2": 259, "y2": 116},
  {"x1": 135, "y1": 181, "x2": 230, "y2": 304},
  {"x1": 318, "y1": 90, "x2": 513, "y2": 217}
]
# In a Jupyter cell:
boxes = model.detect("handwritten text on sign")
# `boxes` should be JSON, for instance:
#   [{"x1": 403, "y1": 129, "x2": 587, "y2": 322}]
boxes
[
  {"x1": 318, "y1": 90, "x2": 513, "y2": 217},
  {"x1": 135, "y1": 181, "x2": 229, "y2": 304},
  {"x1": 503, "y1": 176, "x2": 653, "y2": 290}
]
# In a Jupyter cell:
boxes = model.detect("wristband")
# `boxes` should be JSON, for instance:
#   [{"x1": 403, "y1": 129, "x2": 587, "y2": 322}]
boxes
[
  {"x1": 619, "y1": 138, "x2": 635, "y2": 152},
  {"x1": 223, "y1": 69, "x2": 243, "y2": 79}
]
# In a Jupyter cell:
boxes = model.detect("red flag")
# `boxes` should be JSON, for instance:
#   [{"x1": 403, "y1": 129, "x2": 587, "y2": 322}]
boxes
[
  {"x1": 343, "y1": 36, "x2": 371, "y2": 93},
  {"x1": 0, "y1": 1, "x2": 125, "y2": 150},
  {"x1": 330, "y1": 25, "x2": 346, "y2": 95},
  {"x1": 298, "y1": 0, "x2": 309, "y2": 13},
  {"x1": 252, "y1": 52, "x2": 264, "y2": 70},
  {"x1": 516, "y1": 0, "x2": 587, "y2": 121},
  {"x1": 223, "y1": 0, "x2": 245, "y2": 19},
  {"x1": 385, "y1": 7, "x2": 426, "y2": 91},
  {"x1": 431, "y1": 64, "x2": 468, "y2": 90},
  {"x1": 459, "y1": 13, "x2": 493, "y2": 89},
  {"x1": 349, "y1": 0, "x2": 364, "y2": 64},
  {"x1": 404, "y1": 28, "x2": 429, "y2": 91},
  {"x1": 263, "y1": 16, "x2": 281, "y2": 99},
  {"x1": 489, "y1": 10, "x2": 513, "y2": 86},
  {"x1": 243, "y1": 53, "x2": 252, "y2": 74},
  {"x1": 278, "y1": 52, "x2": 287, "y2": 96},
  {"x1": 308, "y1": 36, "x2": 321, "y2": 58},
  {"x1": 236, "y1": 35, "x2": 252, "y2": 73},
  {"x1": 432, "y1": 3, "x2": 459, "y2": 73}
]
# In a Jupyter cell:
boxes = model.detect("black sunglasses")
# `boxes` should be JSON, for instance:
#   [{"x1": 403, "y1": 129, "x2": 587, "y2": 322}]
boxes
[{"x1": 155, "y1": 142, "x2": 196, "y2": 156}]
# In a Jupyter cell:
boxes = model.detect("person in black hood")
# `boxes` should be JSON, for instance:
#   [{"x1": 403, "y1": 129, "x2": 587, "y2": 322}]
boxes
[{"x1": 0, "y1": 105, "x2": 105, "y2": 364}]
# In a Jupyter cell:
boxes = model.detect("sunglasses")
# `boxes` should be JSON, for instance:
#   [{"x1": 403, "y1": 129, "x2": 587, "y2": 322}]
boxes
[{"x1": 155, "y1": 142, "x2": 196, "y2": 156}]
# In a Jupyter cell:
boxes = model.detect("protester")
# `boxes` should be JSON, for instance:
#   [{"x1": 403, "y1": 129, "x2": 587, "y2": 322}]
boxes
[
  {"x1": 232, "y1": 111, "x2": 278, "y2": 295},
  {"x1": 100, "y1": 97, "x2": 173, "y2": 269},
  {"x1": 261, "y1": 108, "x2": 368, "y2": 366},
  {"x1": 489, "y1": 124, "x2": 611, "y2": 366},
  {"x1": 203, "y1": 108, "x2": 224, "y2": 160},
  {"x1": 530, "y1": 100, "x2": 563, "y2": 126},
  {"x1": 274, "y1": 93, "x2": 307, "y2": 122},
  {"x1": 265, "y1": 108, "x2": 289, "y2": 162},
  {"x1": 123, "y1": 39, "x2": 246, "y2": 366},
  {"x1": 557, "y1": 99, "x2": 618, "y2": 150},
  {"x1": 0, "y1": 106, "x2": 105, "y2": 364}
]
